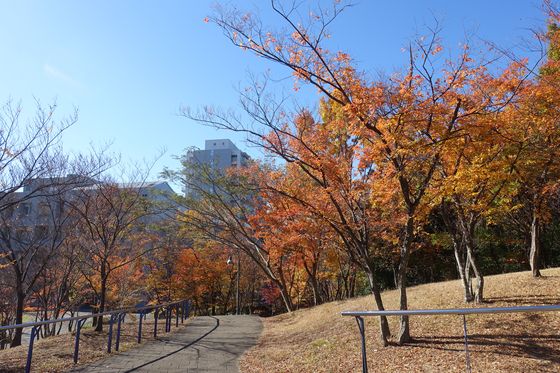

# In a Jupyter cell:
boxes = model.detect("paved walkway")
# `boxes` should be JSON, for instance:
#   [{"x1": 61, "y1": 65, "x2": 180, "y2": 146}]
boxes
[{"x1": 71, "y1": 315, "x2": 262, "y2": 373}]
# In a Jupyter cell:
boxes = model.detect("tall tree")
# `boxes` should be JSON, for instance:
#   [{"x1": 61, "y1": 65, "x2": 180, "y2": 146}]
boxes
[{"x1": 67, "y1": 176, "x2": 157, "y2": 331}]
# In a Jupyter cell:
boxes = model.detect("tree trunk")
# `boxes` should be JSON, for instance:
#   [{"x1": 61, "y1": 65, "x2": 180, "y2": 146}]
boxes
[
  {"x1": 10, "y1": 288, "x2": 25, "y2": 347},
  {"x1": 308, "y1": 275, "x2": 322, "y2": 306},
  {"x1": 275, "y1": 261, "x2": 295, "y2": 312},
  {"x1": 529, "y1": 207, "x2": 541, "y2": 277},
  {"x1": 95, "y1": 277, "x2": 107, "y2": 332},
  {"x1": 349, "y1": 269, "x2": 356, "y2": 298},
  {"x1": 395, "y1": 216, "x2": 413, "y2": 345},
  {"x1": 463, "y1": 226, "x2": 484, "y2": 303},
  {"x1": 454, "y1": 205, "x2": 483, "y2": 303},
  {"x1": 365, "y1": 271, "x2": 390, "y2": 347},
  {"x1": 441, "y1": 201, "x2": 474, "y2": 302},
  {"x1": 453, "y1": 239, "x2": 473, "y2": 302},
  {"x1": 304, "y1": 261, "x2": 322, "y2": 306},
  {"x1": 277, "y1": 281, "x2": 294, "y2": 312}
]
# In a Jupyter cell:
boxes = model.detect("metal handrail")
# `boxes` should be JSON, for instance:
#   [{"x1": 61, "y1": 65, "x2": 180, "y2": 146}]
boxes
[
  {"x1": 0, "y1": 299, "x2": 191, "y2": 373},
  {"x1": 342, "y1": 304, "x2": 560, "y2": 373},
  {"x1": 342, "y1": 304, "x2": 560, "y2": 317},
  {"x1": 0, "y1": 300, "x2": 184, "y2": 331}
]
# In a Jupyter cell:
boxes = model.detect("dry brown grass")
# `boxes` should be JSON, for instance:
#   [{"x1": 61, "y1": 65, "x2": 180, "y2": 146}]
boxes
[
  {"x1": 240, "y1": 268, "x2": 560, "y2": 373},
  {"x1": 0, "y1": 314, "x2": 191, "y2": 373}
]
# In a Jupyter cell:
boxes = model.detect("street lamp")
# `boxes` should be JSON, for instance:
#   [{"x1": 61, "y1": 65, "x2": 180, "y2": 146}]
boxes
[{"x1": 227, "y1": 252, "x2": 240, "y2": 315}]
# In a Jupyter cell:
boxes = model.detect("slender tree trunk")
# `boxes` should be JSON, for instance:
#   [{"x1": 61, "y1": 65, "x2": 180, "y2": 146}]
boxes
[
  {"x1": 277, "y1": 281, "x2": 294, "y2": 312},
  {"x1": 454, "y1": 204, "x2": 483, "y2": 303},
  {"x1": 529, "y1": 206, "x2": 541, "y2": 277},
  {"x1": 365, "y1": 270, "x2": 390, "y2": 347},
  {"x1": 467, "y1": 248, "x2": 483, "y2": 303},
  {"x1": 464, "y1": 256, "x2": 473, "y2": 299},
  {"x1": 95, "y1": 277, "x2": 107, "y2": 332},
  {"x1": 453, "y1": 239, "x2": 473, "y2": 302},
  {"x1": 276, "y1": 262, "x2": 295, "y2": 312},
  {"x1": 463, "y1": 224, "x2": 483, "y2": 303},
  {"x1": 10, "y1": 287, "x2": 25, "y2": 347},
  {"x1": 308, "y1": 275, "x2": 321, "y2": 306},
  {"x1": 341, "y1": 270, "x2": 349, "y2": 299},
  {"x1": 396, "y1": 216, "x2": 413, "y2": 344},
  {"x1": 304, "y1": 261, "x2": 322, "y2": 306},
  {"x1": 441, "y1": 201, "x2": 474, "y2": 302},
  {"x1": 349, "y1": 267, "x2": 357, "y2": 298}
]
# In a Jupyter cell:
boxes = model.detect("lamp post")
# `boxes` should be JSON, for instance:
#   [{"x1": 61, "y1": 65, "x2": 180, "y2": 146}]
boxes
[{"x1": 227, "y1": 252, "x2": 240, "y2": 315}]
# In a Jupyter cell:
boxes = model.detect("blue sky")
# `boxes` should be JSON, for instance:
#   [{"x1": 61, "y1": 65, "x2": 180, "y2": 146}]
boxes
[{"x1": 0, "y1": 0, "x2": 548, "y2": 184}]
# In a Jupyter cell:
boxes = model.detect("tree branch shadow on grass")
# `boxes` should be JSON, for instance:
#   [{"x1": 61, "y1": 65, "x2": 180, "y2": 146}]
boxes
[
  {"x1": 408, "y1": 333, "x2": 560, "y2": 364},
  {"x1": 485, "y1": 295, "x2": 560, "y2": 305}
]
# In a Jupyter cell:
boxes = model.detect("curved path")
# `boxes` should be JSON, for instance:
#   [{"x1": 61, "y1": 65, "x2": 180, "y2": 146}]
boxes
[{"x1": 71, "y1": 315, "x2": 262, "y2": 373}]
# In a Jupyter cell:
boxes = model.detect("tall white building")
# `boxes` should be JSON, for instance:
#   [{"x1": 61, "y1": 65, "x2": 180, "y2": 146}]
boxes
[
  {"x1": 183, "y1": 139, "x2": 251, "y2": 198},
  {"x1": 185, "y1": 139, "x2": 250, "y2": 170},
  {"x1": 2, "y1": 176, "x2": 176, "y2": 242}
]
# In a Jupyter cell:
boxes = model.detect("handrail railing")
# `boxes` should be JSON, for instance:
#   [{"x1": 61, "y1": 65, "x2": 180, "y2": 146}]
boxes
[
  {"x1": 342, "y1": 304, "x2": 560, "y2": 373},
  {"x1": 0, "y1": 299, "x2": 191, "y2": 373}
]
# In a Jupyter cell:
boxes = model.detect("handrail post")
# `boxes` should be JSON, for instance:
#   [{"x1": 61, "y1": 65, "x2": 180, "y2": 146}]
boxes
[
  {"x1": 137, "y1": 312, "x2": 144, "y2": 343},
  {"x1": 73, "y1": 318, "x2": 87, "y2": 363},
  {"x1": 153, "y1": 308, "x2": 159, "y2": 338},
  {"x1": 166, "y1": 307, "x2": 171, "y2": 332},
  {"x1": 168, "y1": 307, "x2": 172, "y2": 331},
  {"x1": 181, "y1": 301, "x2": 185, "y2": 324},
  {"x1": 168, "y1": 307, "x2": 171, "y2": 331},
  {"x1": 115, "y1": 313, "x2": 126, "y2": 351},
  {"x1": 25, "y1": 326, "x2": 39, "y2": 373},
  {"x1": 355, "y1": 316, "x2": 368, "y2": 373},
  {"x1": 107, "y1": 313, "x2": 117, "y2": 353},
  {"x1": 462, "y1": 314, "x2": 472, "y2": 373}
]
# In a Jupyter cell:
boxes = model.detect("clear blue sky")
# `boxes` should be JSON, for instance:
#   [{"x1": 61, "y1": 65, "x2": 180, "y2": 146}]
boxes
[{"x1": 0, "y1": 0, "x2": 547, "y2": 184}]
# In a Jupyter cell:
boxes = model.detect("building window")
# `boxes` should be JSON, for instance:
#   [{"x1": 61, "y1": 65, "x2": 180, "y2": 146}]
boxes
[
  {"x1": 15, "y1": 227, "x2": 30, "y2": 241},
  {"x1": 3, "y1": 206, "x2": 14, "y2": 218},
  {"x1": 18, "y1": 203, "x2": 31, "y2": 217},
  {"x1": 38, "y1": 202, "x2": 50, "y2": 217},
  {"x1": 34, "y1": 225, "x2": 49, "y2": 240}
]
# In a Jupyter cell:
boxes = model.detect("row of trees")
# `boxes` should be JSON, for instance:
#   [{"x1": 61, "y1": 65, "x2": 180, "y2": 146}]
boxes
[
  {"x1": 0, "y1": 101, "x2": 173, "y2": 348},
  {"x1": 168, "y1": 0, "x2": 560, "y2": 346}
]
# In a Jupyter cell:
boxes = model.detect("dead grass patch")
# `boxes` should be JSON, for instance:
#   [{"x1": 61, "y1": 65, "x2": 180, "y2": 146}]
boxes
[
  {"x1": 0, "y1": 315, "x2": 191, "y2": 373},
  {"x1": 240, "y1": 268, "x2": 560, "y2": 372}
]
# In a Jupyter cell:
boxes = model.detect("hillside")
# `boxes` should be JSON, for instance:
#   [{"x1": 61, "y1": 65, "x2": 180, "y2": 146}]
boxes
[{"x1": 240, "y1": 268, "x2": 560, "y2": 372}]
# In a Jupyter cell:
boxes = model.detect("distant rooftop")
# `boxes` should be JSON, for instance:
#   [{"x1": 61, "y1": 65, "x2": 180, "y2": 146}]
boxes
[{"x1": 204, "y1": 139, "x2": 239, "y2": 151}]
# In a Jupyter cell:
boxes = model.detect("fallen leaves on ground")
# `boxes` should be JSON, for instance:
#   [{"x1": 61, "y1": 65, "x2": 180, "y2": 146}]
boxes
[{"x1": 240, "y1": 268, "x2": 560, "y2": 373}]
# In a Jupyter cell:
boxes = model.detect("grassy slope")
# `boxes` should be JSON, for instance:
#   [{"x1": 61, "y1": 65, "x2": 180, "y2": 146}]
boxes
[{"x1": 240, "y1": 268, "x2": 560, "y2": 373}]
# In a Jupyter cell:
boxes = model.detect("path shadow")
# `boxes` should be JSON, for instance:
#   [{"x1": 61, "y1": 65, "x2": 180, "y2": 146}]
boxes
[{"x1": 121, "y1": 316, "x2": 220, "y2": 373}]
